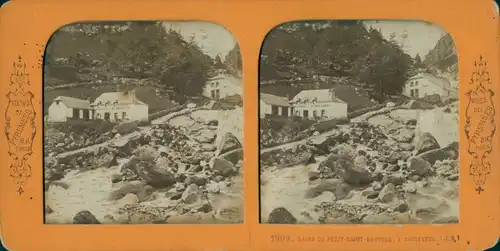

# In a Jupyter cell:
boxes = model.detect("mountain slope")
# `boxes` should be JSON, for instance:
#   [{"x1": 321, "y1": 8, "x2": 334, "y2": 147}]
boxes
[{"x1": 423, "y1": 33, "x2": 458, "y2": 73}]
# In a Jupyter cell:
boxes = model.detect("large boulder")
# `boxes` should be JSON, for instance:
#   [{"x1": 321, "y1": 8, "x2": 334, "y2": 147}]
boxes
[
  {"x1": 212, "y1": 158, "x2": 236, "y2": 177},
  {"x1": 268, "y1": 207, "x2": 297, "y2": 224},
  {"x1": 219, "y1": 148, "x2": 243, "y2": 165},
  {"x1": 418, "y1": 141, "x2": 459, "y2": 165},
  {"x1": 319, "y1": 144, "x2": 372, "y2": 185},
  {"x1": 408, "y1": 157, "x2": 432, "y2": 177},
  {"x1": 73, "y1": 210, "x2": 101, "y2": 224},
  {"x1": 111, "y1": 137, "x2": 137, "y2": 157},
  {"x1": 137, "y1": 161, "x2": 176, "y2": 188},
  {"x1": 193, "y1": 129, "x2": 217, "y2": 144},
  {"x1": 378, "y1": 183, "x2": 398, "y2": 203},
  {"x1": 413, "y1": 132, "x2": 440, "y2": 155},
  {"x1": 108, "y1": 180, "x2": 154, "y2": 202},
  {"x1": 390, "y1": 128, "x2": 415, "y2": 143},
  {"x1": 217, "y1": 132, "x2": 242, "y2": 155},
  {"x1": 182, "y1": 184, "x2": 201, "y2": 204},
  {"x1": 305, "y1": 179, "x2": 352, "y2": 200}
]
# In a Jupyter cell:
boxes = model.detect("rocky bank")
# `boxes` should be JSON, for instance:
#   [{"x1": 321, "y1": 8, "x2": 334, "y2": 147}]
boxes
[
  {"x1": 261, "y1": 101, "x2": 459, "y2": 224},
  {"x1": 45, "y1": 108, "x2": 244, "y2": 224}
]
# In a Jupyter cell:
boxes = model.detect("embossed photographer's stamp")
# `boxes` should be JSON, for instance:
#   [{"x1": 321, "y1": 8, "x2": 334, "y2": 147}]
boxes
[
  {"x1": 464, "y1": 56, "x2": 496, "y2": 194},
  {"x1": 5, "y1": 56, "x2": 36, "y2": 195}
]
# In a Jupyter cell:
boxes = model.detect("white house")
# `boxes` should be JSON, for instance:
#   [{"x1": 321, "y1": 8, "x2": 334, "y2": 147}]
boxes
[
  {"x1": 403, "y1": 73, "x2": 458, "y2": 101},
  {"x1": 91, "y1": 90, "x2": 149, "y2": 122},
  {"x1": 259, "y1": 93, "x2": 293, "y2": 119},
  {"x1": 47, "y1": 96, "x2": 93, "y2": 122},
  {"x1": 291, "y1": 89, "x2": 348, "y2": 120},
  {"x1": 203, "y1": 74, "x2": 242, "y2": 100}
]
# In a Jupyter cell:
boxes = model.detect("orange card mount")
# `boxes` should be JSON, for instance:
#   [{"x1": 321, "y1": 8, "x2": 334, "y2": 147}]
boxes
[{"x1": 0, "y1": 0, "x2": 499, "y2": 250}]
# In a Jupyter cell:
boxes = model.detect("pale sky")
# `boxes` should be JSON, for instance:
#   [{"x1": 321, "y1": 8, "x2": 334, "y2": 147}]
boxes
[
  {"x1": 363, "y1": 20, "x2": 448, "y2": 58},
  {"x1": 162, "y1": 21, "x2": 238, "y2": 59}
]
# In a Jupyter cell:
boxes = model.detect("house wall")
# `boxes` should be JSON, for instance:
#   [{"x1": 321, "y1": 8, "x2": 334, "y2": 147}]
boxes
[
  {"x1": 403, "y1": 77, "x2": 446, "y2": 99},
  {"x1": 47, "y1": 102, "x2": 72, "y2": 122},
  {"x1": 204, "y1": 77, "x2": 241, "y2": 100},
  {"x1": 260, "y1": 100, "x2": 271, "y2": 119},
  {"x1": 293, "y1": 101, "x2": 348, "y2": 120},
  {"x1": 94, "y1": 104, "x2": 134, "y2": 122},
  {"x1": 129, "y1": 104, "x2": 149, "y2": 122}
]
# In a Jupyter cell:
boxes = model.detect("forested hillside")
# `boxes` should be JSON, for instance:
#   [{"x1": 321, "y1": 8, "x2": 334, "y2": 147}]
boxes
[
  {"x1": 44, "y1": 21, "x2": 219, "y2": 112},
  {"x1": 259, "y1": 21, "x2": 415, "y2": 98},
  {"x1": 45, "y1": 22, "x2": 215, "y2": 99}
]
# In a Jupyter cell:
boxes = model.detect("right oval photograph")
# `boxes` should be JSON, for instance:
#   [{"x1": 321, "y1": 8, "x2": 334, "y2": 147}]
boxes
[{"x1": 258, "y1": 20, "x2": 459, "y2": 225}]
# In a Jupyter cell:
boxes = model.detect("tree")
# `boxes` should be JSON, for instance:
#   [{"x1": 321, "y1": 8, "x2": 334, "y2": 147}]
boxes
[
  {"x1": 158, "y1": 29, "x2": 214, "y2": 103},
  {"x1": 109, "y1": 21, "x2": 172, "y2": 75},
  {"x1": 414, "y1": 53, "x2": 424, "y2": 69},
  {"x1": 355, "y1": 41, "x2": 412, "y2": 98},
  {"x1": 214, "y1": 55, "x2": 225, "y2": 69}
]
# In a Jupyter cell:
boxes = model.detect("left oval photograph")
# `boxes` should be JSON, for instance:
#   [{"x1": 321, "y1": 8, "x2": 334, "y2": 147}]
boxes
[{"x1": 43, "y1": 21, "x2": 244, "y2": 224}]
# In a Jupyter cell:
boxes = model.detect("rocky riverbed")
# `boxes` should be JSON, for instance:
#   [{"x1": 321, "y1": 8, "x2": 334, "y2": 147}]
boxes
[
  {"x1": 45, "y1": 108, "x2": 244, "y2": 224},
  {"x1": 260, "y1": 102, "x2": 459, "y2": 224}
]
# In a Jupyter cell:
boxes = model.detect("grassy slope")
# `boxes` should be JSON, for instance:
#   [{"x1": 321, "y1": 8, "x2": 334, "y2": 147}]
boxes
[{"x1": 44, "y1": 29, "x2": 175, "y2": 115}]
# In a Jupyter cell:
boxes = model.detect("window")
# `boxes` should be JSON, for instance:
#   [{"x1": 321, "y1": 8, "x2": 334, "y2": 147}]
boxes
[
  {"x1": 282, "y1": 107, "x2": 289, "y2": 117},
  {"x1": 321, "y1": 110, "x2": 326, "y2": 117},
  {"x1": 272, "y1": 106, "x2": 279, "y2": 116},
  {"x1": 410, "y1": 89, "x2": 415, "y2": 97},
  {"x1": 104, "y1": 112, "x2": 110, "y2": 121},
  {"x1": 415, "y1": 81, "x2": 419, "y2": 85},
  {"x1": 303, "y1": 110, "x2": 309, "y2": 118},
  {"x1": 414, "y1": 89, "x2": 420, "y2": 98},
  {"x1": 73, "y1": 109, "x2": 80, "y2": 118},
  {"x1": 215, "y1": 90, "x2": 221, "y2": 99},
  {"x1": 83, "y1": 110, "x2": 90, "y2": 120},
  {"x1": 211, "y1": 90, "x2": 216, "y2": 98}
]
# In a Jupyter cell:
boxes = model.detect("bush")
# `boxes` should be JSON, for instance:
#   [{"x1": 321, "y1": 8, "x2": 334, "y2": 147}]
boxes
[
  {"x1": 259, "y1": 116, "x2": 316, "y2": 148},
  {"x1": 148, "y1": 105, "x2": 185, "y2": 121},
  {"x1": 311, "y1": 117, "x2": 350, "y2": 133},
  {"x1": 44, "y1": 119, "x2": 117, "y2": 153},
  {"x1": 347, "y1": 104, "x2": 386, "y2": 119}
]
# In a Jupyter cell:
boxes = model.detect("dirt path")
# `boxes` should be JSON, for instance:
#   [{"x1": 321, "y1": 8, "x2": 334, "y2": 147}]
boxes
[
  {"x1": 260, "y1": 129, "x2": 342, "y2": 153},
  {"x1": 260, "y1": 106, "x2": 402, "y2": 153},
  {"x1": 56, "y1": 129, "x2": 146, "y2": 158}
]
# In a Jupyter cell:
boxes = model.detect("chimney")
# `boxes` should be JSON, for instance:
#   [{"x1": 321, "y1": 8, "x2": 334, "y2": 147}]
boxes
[
  {"x1": 128, "y1": 89, "x2": 137, "y2": 100},
  {"x1": 329, "y1": 88, "x2": 335, "y2": 100}
]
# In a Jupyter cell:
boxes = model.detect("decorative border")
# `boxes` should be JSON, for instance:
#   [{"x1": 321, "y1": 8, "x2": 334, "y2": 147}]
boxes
[
  {"x1": 5, "y1": 55, "x2": 36, "y2": 195},
  {"x1": 464, "y1": 55, "x2": 496, "y2": 194}
]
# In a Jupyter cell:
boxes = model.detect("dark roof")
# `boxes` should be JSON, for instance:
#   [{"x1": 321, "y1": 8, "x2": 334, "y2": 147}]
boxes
[
  {"x1": 260, "y1": 93, "x2": 292, "y2": 107},
  {"x1": 53, "y1": 96, "x2": 91, "y2": 109}
]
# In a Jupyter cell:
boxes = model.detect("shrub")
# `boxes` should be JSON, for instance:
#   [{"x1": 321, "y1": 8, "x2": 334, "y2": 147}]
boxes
[{"x1": 311, "y1": 117, "x2": 350, "y2": 133}]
